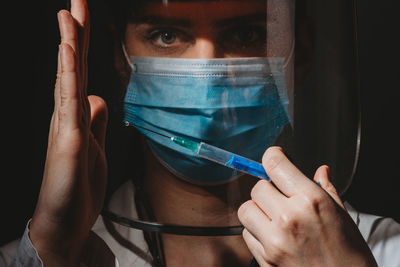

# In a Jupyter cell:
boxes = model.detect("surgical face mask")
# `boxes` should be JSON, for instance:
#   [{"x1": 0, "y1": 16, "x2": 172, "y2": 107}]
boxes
[{"x1": 124, "y1": 56, "x2": 290, "y2": 185}]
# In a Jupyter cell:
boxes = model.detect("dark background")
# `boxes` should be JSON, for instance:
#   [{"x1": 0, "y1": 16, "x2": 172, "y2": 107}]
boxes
[{"x1": 1, "y1": 0, "x2": 399, "y2": 247}]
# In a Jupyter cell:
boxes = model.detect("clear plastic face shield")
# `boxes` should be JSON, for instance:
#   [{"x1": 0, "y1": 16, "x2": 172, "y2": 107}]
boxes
[{"x1": 102, "y1": 0, "x2": 360, "y2": 238}]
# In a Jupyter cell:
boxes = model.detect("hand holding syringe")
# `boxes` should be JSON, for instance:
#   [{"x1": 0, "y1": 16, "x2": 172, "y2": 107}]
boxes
[{"x1": 126, "y1": 122, "x2": 271, "y2": 181}]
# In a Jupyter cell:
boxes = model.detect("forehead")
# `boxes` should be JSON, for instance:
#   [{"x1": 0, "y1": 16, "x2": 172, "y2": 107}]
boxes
[{"x1": 130, "y1": 1, "x2": 266, "y2": 21}]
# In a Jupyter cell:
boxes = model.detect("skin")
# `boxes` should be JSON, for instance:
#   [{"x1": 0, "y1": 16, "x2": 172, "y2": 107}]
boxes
[
  {"x1": 124, "y1": 1, "x2": 269, "y2": 58},
  {"x1": 30, "y1": 0, "x2": 378, "y2": 266},
  {"x1": 238, "y1": 147, "x2": 378, "y2": 266}
]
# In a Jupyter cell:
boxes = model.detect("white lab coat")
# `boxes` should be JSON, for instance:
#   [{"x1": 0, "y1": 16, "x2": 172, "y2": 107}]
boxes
[{"x1": 1, "y1": 180, "x2": 400, "y2": 267}]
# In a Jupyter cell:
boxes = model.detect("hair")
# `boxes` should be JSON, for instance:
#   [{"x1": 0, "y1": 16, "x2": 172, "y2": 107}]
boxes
[
  {"x1": 85, "y1": 0, "x2": 147, "y2": 203},
  {"x1": 102, "y1": 0, "x2": 145, "y2": 39}
]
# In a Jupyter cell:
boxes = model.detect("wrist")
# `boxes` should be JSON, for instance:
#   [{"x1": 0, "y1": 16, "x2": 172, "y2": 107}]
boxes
[{"x1": 29, "y1": 215, "x2": 88, "y2": 265}]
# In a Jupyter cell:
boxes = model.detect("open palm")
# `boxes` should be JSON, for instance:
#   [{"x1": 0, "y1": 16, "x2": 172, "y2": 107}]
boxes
[{"x1": 30, "y1": 0, "x2": 108, "y2": 265}]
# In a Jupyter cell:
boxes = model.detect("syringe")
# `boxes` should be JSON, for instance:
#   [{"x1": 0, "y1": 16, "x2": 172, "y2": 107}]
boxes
[{"x1": 126, "y1": 122, "x2": 270, "y2": 181}]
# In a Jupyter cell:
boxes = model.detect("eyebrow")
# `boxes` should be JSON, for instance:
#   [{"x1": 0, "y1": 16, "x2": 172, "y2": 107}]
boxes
[
  {"x1": 129, "y1": 13, "x2": 266, "y2": 28},
  {"x1": 214, "y1": 13, "x2": 267, "y2": 28},
  {"x1": 129, "y1": 15, "x2": 194, "y2": 28}
]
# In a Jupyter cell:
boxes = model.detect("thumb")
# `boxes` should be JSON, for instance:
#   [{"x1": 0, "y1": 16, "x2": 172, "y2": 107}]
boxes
[
  {"x1": 313, "y1": 165, "x2": 346, "y2": 210},
  {"x1": 88, "y1": 95, "x2": 108, "y2": 150}
]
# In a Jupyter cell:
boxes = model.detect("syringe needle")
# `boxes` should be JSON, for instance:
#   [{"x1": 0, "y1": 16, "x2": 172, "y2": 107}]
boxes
[{"x1": 124, "y1": 121, "x2": 172, "y2": 139}]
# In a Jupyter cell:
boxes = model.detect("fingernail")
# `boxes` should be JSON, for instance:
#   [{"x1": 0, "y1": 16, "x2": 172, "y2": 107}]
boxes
[
  {"x1": 326, "y1": 166, "x2": 331, "y2": 181},
  {"x1": 57, "y1": 11, "x2": 64, "y2": 24},
  {"x1": 57, "y1": 11, "x2": 65, "y2": 37}
]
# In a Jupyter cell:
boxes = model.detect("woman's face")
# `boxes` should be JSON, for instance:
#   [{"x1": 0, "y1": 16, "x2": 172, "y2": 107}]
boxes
[{"x1": 124, "y1": 1, "x2": 267, "y2": 58}]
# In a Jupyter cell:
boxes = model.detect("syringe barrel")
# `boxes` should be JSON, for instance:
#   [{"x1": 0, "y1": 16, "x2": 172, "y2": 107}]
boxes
[{"x1": 197, "y1": 142, "x2": 270, "y2": 181}]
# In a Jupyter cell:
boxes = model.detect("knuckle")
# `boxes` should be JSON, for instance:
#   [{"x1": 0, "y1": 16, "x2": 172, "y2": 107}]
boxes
[
  {"x1": 242, "y1": 230, "x2": 268, "y2": 263},
  {"x1": 299, "y1": 192, "x2": 324, "y2": 213},
  {"x1": 262, "y1": 147, "x2": 284, "y2": 174},
  {"x1": 278, "y1": 212, "x2": 298, "y2": 232},
  {"x1": 250, "y1": 180, "x2": 268, "y2": 200},
  {"x1": 268, "y1": 236, "x2": 286, "y2": 262},
  {"x1": 241, "y1": 229, "x2": 253, "y2": 245},
  {"x1": 62, "y1": 36, "x2": 79, "y2": 48},
  {"x1": 238, "y1": 200, "x2": 256, "y2": 225}
]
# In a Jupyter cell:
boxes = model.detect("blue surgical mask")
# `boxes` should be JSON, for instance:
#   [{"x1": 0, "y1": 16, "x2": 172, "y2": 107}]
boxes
[{"x1": 124, "y1": 57, "x2": 290, "y2": 185}]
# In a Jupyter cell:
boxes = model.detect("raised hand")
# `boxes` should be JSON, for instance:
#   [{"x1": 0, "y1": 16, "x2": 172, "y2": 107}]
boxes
[
  {"x1": 30, "y1": 0, "x2": 108, "y2": 265},
  {"x1": 238, "y1": 146, "x2": 378, "y2": 267}
]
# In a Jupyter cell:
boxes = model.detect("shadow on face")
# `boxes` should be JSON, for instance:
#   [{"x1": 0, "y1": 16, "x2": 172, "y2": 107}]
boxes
[{"x1": 124, "y1": 1, "x2": 268, "y2": 58}]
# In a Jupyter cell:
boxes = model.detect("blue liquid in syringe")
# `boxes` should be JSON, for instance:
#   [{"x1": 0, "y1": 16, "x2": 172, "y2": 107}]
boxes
[{"x1": 171, "y1": 136, "x2": 270, "y2": 181}]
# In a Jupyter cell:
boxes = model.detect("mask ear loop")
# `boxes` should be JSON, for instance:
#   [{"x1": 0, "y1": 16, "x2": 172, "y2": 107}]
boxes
[
  {"x1": 283, "y1": 40, "x2": 295, "y2": 69},
  {"x1": 282, "y1": 39, "x2": 295, "y2": 125},
  {"x1": 121, "y1": 41, "x2": 134, "y2": 70}
]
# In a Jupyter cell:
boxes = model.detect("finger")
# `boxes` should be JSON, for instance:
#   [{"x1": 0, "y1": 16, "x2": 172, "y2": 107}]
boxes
[
  {"x1": 243, "y1": 229, "x2": 274, "y2": 267},
  {"x1": 88, "y1": 95, "x2": 108, "y2": 150},
  {"x1": 70, "y1": 0, "x2": 90, "y2": 91},
  {"x1": 313, "y1": 165, "x2": 345, "y2": 210},
  {"x1": 71, "y1": 0, "x2": 89, "y2": 28},
  {"x1": 53, "y1": 10, "x2": 67, "y2": 118},
  {"x1": 58, "y1": 7, "x2": 87, "y2": 112},
  {"x1": 262, "y1": 146, "x2": 316, "y2": 197},
  {"x1": 50, "y1": 45, "x2": 63, "y2": 140},
  {"x1": 238, "y1": 200, "x2": 272, "y2": 246},
  {"x1": 58, "y1": 43, "x2": 82, "y2": 132},
  {"x1": 251, "y1": 179, "x2": 287, "y2": 220},
  {"x1": 58, "y1": 10, "x2": 78, "y2": 55},
  {"x1": 58, "y1": 9, "x2": 90, "y2": 130},
  {"x1": 54, "y1": 44, "x2": 62, "y2": 109}
]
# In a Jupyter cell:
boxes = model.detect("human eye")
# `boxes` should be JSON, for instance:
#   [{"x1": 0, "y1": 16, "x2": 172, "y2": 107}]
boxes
[
  {"x1": 146, "y1": 27, "x2": 193, "y2": 52},
  {"x1": 218, "y1": 24, "x2": 267, "y2": 57}
]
